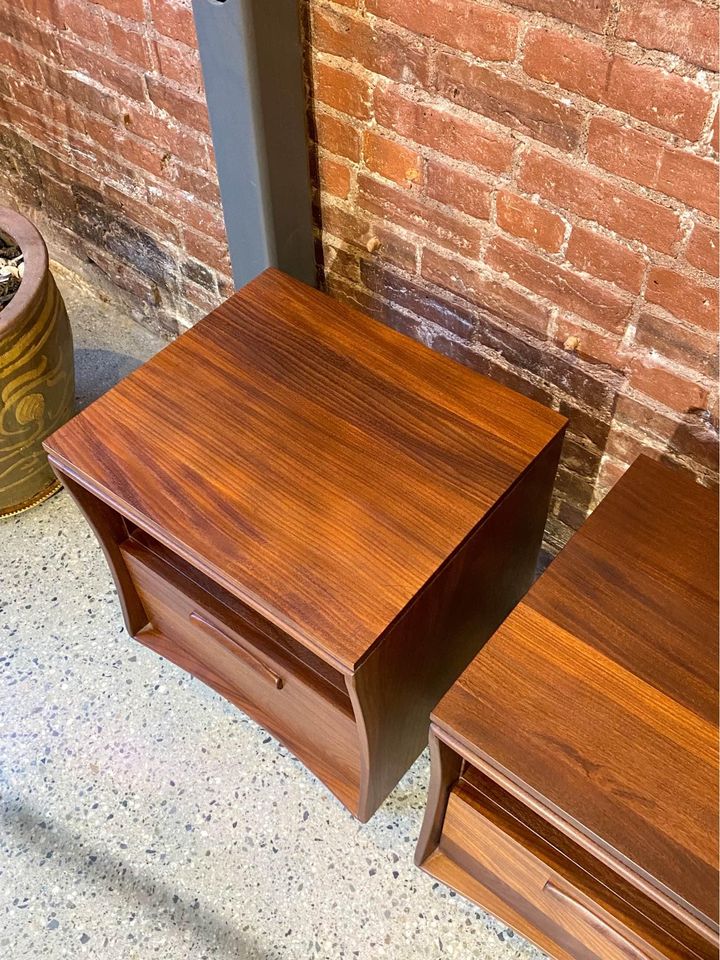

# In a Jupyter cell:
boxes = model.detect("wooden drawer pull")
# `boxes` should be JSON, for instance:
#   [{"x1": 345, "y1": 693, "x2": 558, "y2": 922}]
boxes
[
  {"x1": 543, "y1": 881, "x2": 652, "y2": 960},
  {"x1": 189, "y1": 611, "x2": 284, "y2": 689}
]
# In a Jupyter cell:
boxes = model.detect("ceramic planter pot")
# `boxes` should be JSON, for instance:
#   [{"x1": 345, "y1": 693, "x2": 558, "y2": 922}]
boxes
[{"x1": 0, "y1": 207, "x2": 75, "y2": 517}]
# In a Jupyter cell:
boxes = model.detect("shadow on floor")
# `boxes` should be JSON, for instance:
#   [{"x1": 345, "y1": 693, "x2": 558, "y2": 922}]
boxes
[
  {"x1": 1, "y1": 799, "x2": 270, "y2": 960},
  {"x1": 73, "y1": 348, "x2": 144, "y2": 411}
]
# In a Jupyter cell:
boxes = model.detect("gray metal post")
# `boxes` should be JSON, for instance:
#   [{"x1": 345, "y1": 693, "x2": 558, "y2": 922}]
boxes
[{"x1": 191, "y1": 0, "x2": 316, "y2": 288}]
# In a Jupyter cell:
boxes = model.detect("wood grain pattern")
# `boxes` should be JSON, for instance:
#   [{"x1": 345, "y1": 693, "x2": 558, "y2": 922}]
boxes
[
  {"x1": 45, "y1": 267, "x2": 566, "y2": 819},
  {"x1": 44, "y1": 267, "x2": 564, "y2": 672},
  {"x1": 421, "y1": 455, "x2": 718, "y2": 955}
]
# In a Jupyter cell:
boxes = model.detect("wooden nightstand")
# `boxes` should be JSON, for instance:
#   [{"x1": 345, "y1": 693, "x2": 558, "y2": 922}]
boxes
[
  {"x1": 44, "y1": 268, "x2": 566, "y2": 821},
  {"x1": 417, "y1": 456, "x2": 719, "y2": 958}
]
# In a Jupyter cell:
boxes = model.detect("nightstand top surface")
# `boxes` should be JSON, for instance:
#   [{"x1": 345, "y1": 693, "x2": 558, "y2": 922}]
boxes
[
  {"x1": 45, "y1": 269, "x2": 564, "y2": 671},
  {"x1": 434, "y1": 456, "x2": 719, "y2": 927}
]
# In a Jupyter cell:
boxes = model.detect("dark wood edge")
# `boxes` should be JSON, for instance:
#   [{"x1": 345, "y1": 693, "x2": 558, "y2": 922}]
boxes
[
  {"x1": 428, "y1": 723, "x2": 718, "y2": 942},
  {"x1": 415, "y1": 724, "x2": 464, "y2": 867},
  {"x1": 50, "y1": 462, "x2": 149, "y2": 637}
]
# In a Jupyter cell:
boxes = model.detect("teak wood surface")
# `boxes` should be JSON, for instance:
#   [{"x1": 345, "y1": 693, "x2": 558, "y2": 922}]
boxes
[
  {"x1": 44, "y1": 268, "x2": 566, "y2": 819},
  {"x1": 419, "y1": 455, "x2": 719, "y2": 957}
]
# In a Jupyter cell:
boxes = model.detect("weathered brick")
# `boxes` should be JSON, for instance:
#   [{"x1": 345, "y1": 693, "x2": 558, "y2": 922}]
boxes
[
  {"x1": 566, "y1": 225, "x2": 646, "y2": 293},
  {"x1": 421, "y1": 247, "x2": 552, "y2": 334},
  {"x1": 555, "y1": 316, "x2": 624, "y2": 368},
  {"x1": 320, "y1": 202, "x2": 417, "y2": 272},
  {"x1": 501, "y1": 0, "x2": 610, "y2": 32},
  {"x1": 629, "y1": 361, "x2": 710, "y2": 412},
  {"x1": 59, "y1": 38, "x2": 146, "y2": 100},
  {"x1": 146, "y1": 76, "x2": 210, "y2": 134},
  {"x1": 56, "y1": 0, "x2": 108, "y2": 45},
  {"x1": 363, "y1": 131, "x2": 422, "y2": 187},
  {"x1": 496, "y1": 191, "x2": 566, "y2": 252},
  {"x1": 120, "y1": 105, "x2": 209, "y2": 167},
  {"x1": 686, "y1": 222, "x2": 719, "y2": 277},
  {"x1": 425, "y1": 161, "x2": 491, "y2": 220},
  {"x1": 374, "y1": 86, "x2": 514, "y2": 174},
  {"x1": 181, "y1": 228, "x2": 232, "y2": 277},
  {"x1": 635, "y1": 310, "x2": 718, "y2": 378},
  {"x1": 148, "y1": 0, "x2": 195, "y2": 44},
  {"x1": 587, "y1": 118, "x2": 663, "y2": 190},
  {"x1": 312, "y1": 110, "x2": 361, "y2": 162},
  {"x1": 154, "y1": 39, "x2": 202, "y2": 92},
  {"x1": 656, "y1": 150, "x2": 719, "y2": 218},
  {"x1": 617, "y1": 0, "x2": 719, "y2": 71},
  {"x1": 358, "y1": 173, "x2": 483, "y2": 255},
  {"x1": 436, "y1": 53, "x2": 583, "y2": 152},
  {"x1": 486, "y1": 236, "x2": 632, "y2": 331},
  {"x1": 313, "y1": 60, "x2": 371, "y2": 120},
  {"x1": 312, "y1": 6, "x2": 430, "y2": 85},
  {"x1": 523, "y1": 29, "x2": 611, "y2": 102},
  {"x1": 317, "y1": 152, "x2": 352, "y2": 198},
  {"x1": 519, "y1": 149, "x2": 682, "y2": 254},
  {"x1": 645, "y1": 267, "x2": 719, "y2": 330},
  {"x1": 605, "y1": 58, "x2": 712, "y2": 140},
  {"x1": 366, "y1": 0, "x2": 518, "y2": 62}
]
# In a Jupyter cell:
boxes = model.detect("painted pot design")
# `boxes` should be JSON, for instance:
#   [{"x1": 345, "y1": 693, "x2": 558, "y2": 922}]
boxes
[{"x1": 0, "y1": 207, "x2": 75, "y2": 517}]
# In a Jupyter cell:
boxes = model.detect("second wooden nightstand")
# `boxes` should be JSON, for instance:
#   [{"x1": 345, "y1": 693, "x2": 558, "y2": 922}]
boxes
[{"x1": 44, "y1": 268, "x2": 566, "y2": 821}]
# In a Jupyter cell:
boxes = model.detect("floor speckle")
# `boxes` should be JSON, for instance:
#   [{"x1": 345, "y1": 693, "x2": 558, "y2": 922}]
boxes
[{"x1": 0, "y1": 265, "x2": 546, "y2": 960}]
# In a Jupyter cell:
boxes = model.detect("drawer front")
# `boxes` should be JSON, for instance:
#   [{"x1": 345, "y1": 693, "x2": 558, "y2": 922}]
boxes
[
  {"x1": 120, "y1": 540, "x2": 361, "y2": 813},
  {"x1": 432, "y1": 781, "x2": 712, "y2": 960}
]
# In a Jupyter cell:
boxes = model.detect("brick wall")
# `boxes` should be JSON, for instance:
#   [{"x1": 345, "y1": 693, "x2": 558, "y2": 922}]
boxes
[
  {"x1": 1, "y1": 0, "x2": 718, "y2": 546},
  {"x1": 307, "y1": 0, "x2": 719, "y2": 546},
  {"x1": 0, "y1": 0, "x2": 230, "y2": 335}
]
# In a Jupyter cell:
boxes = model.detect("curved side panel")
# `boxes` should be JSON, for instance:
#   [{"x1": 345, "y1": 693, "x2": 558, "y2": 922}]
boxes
[
  {"x1": 48, "y1": 462, "x2": 148, "y2": 637},
  {"x1": 415, "y1": 726, "x2": 463, "y2": 867}
]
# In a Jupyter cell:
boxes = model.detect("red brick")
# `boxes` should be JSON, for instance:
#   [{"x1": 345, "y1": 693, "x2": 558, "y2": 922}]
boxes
[
  {"x1": 121, "y1": 106, "x2": 209, "y2": 166},
  {"x1": 566, "y1": 225, "x2": 646, "y2": 293},
  {"x1": 645, "y1": 267, "x2": 718, "y2": 329},
  {"x1": 634, "y1": 310, "x2": 718, "y2": 378},
  {"x1": 170, "y1": 162, "x2": 221, "y2": 207},
  {"x1": 422, "y1": 246, "x2": 552, "y2": 334},
  {"x1": 374, "y1": 86, "x2": 513, "y2": 174},
  {"x1": 146, "y1": 76, "x2": 210, "y2": 134},
  {"x1": 148, "y1": 0, "x2": 196, "y2": 45},
  {"x1": 496, "y1": 191, "x2": 566, "y2": 253},
  {"x1": 313, "y1": 61, "x2": 370, "y2": 120},
  {"x1": 605, "y1": 58, "x2": 712, "y2": 140},
  {"x1": 59, "y1": 39, "x2": 146, "y2": 101},
  {"x1": 321, "y1": 203, "x2": 417, "y2": 272},
  {"x1": 318, "y1": 153, "x2": 352, "y2": 199},
  {"x1": 629, "y1": 361, "x2": 710, "y2": 412},
  {"x1": 0, "y1": 37, "x2": 44, "y2": 85},
  {"x1": 312, "y1": 7, "x2": 430, "y2": 85},
  {"x1": 363, "y1": 131, "x2": 422, "y2": 187},
  {"x1": 313, "y1": 110, "x2": 361, "y2": 162},
  {"x1": 425, "y1": 161, "x2": 491, "y2": 220},
  {"x1": 104, "y1": 184, "x2": 182, "y2": 245},
  {"x1": 107, "y1": 22, "x2": 154, "y2": 70},
  {"x1": 182, "y1": 228, "x2": 231, "y2": 276},
  {"x1": 712, "y1": 107, "x2": 719, "y2": 154},
  {"x1": 686, "y1": 222, "x2": 719, "y2": 277},
  {"x1": 523, "y1": 29, "x2": 611, "y2": 102},
  {"x1": 502, "y1": 0, "x2": 610, "y2": 32},
  {"x1": 358, "y1": 173, "x2": 484, "y2": 255},
  {"x1": 366, "y1": 0, "x2": 518, "y2": 62},
  {"x1": 40, "y1": 60, "x2": 120, "y2": 120},
  {"x1": 90, "y1": 0, "x2": 144, "y2": 21},
  {"x1": 487, "y1": 236, "x2": 632, "y2": 331},
  {"x1": 436, "y1": 53, "x2": 584, "y2": 152},
  {"x1": 587, "y1": 117, "x2": 663, "y2": 189},
  {"x1": 657, "y1": 150, "x2": 720, "y2": 218},
  {"x1": 617, "y1": 0, "x2": 719, "y2": 71},
  {"x1": 57, "y1": 0, "x2": 108, "y2": 45},
  {"x1": 154, "y1": 39, "x2": 203, "y2": 93},
  {"x1": 519, "y1": 150, "x2": 682, "y2": 254},
  {"x1": 556, "y1": 316, "x2": 624, "y2": 368}
]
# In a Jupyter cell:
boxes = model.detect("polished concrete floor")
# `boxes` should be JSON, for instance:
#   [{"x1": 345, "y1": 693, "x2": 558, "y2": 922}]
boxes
[{"x1": 0, "y1": 265, "x2": 545, "y2": 960}]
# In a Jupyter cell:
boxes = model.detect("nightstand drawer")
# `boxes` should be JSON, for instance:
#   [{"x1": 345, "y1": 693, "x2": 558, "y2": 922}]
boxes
[
  {"x1": 429, "y1": 774, "x2": 714, "y2": 960},
  {"x1": 120, "y1": 538, "x2": 362, "y2": 812}
]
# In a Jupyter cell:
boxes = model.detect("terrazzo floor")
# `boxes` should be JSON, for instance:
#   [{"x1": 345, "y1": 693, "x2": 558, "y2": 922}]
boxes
[{"x1": 1, "y1": 266, "x2": 546, "y2": 960}]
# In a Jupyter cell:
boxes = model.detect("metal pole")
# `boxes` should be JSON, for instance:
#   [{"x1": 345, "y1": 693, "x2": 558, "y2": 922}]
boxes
[{"x1": 191, "y1": 0, "x2": 316, "y2": 288}]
